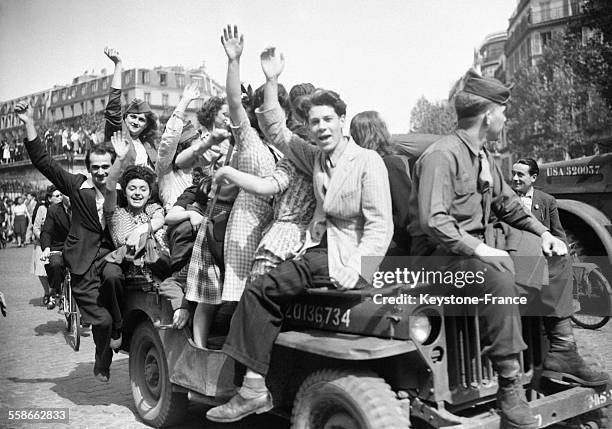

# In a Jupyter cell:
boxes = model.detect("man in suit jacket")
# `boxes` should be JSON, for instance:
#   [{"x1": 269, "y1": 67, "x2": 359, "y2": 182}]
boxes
[
  {"x1": 40, "y1": 194, "x2": 71, "y2": 307},
  {"x1": 510, "y1": 158, "x2": 606, "y2": 388},
  {"x1": 16, "y1": 102, "x2": 124, "y2": 383},
  {"x1": 205, "y1": 46, "x2": 392, "y2": 423}
]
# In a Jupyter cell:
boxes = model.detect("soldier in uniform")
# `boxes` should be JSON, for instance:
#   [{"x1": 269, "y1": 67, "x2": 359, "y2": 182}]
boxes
[{"x1": 408, "y1": 70, "x2": 607, "y2": 429}]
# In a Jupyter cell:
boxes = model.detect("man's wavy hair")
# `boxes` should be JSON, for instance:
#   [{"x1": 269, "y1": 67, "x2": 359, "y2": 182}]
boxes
[
  {"x1": 119, "y1": 165, "x2": 157, "y2": 194},
  {"x1": 301, "y1": 89, "x2": 347, "y2": 118},
  {"x1": 197, "y1": 96, "x2": 227, "y2": 130}
]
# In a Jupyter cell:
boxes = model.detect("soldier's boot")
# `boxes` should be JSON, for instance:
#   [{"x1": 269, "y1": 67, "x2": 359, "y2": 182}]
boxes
[
  {"x1": 542, "y1": 317, "x2": 610, "y2": 386},
  {"x1": 493, "y1": 355, "x2": 538, "y2": 429}
]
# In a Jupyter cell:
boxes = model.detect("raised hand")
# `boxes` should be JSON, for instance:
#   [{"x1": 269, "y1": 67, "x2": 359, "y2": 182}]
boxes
[
  {"x1": 182, "y1": 82, "x2": 201, "y2": 101},
  {"x1": 260, "y1": 47, "x2": 285, "y2": 80},
  {"x1": 221, "y1": 25, "x2": 244, "y2": 60},
  {"x1": 14, "y1": 101, "x2": 33, "y2": 124},
  {"x1": 110, "y1": 130, "x2": 131, "y2": 160},
  {"x1": 210, "y1": 128, "x2": 231, "y2": 144},
  {"x1": 104, "y1": 46, "x2": 122, "y2": 64}
]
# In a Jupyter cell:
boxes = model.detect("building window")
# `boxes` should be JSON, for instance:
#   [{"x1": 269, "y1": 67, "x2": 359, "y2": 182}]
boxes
[
  {"x1": 80, "y1": 83, "x2": 87, "y2": 95},
  {"x1": 144, "y1": 92, "x2": 151, "y2": 104},
  {"x1": 70, "y1": 105, "x2": 74, "y2": 117},
  {"x1": 159, "y1": 72, "x2": 167, "y2": 86},
  {"x1": 90, "y1": 100, "x2": 95, "y2": 113},
  {"x1": 91, "y1": 80, "x2": 98, "y2": 92},
  {"x1": 52, "y1": 93, "x2": 59, "y2": 103},
  {"x1": 61, "y1": 89, "x2": 67, "y2": 100},
  {"x1": 141, "y1": 70, "x2": 150, "y2": 84},
  {"x1": 541, "y1": 31, "x2": 552, "y2": 48},
  {"x1": 60, "y1": 107, "x2": 64, "y2": 119},
  {"x1": 123, "y1": 93, "x2": 130, "y2": 104},
  {"x1": 162, "y1": 93, "x2": 169, "y2": 106},
  {"x1": 176, "y1": 73, "x2": 185, "y2": 88},
  {"x1": 124, "y1": 71, "x2": 131, "y2": 85},
  {"x1": 70, "y1": 87, "x2": 76, "y2": 99},
  {"x1": 102, "y1": 77, "x2": 108, "y2": 90},
  {"x1": 100, "y1": 98, "x2": 106, "y2": 109}
]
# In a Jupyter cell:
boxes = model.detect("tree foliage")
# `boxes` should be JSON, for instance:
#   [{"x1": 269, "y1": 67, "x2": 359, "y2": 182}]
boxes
[
  {"x1": 506, "y1": 33, "x2": 612, "y2": 161},
  {"x1": 409, "y1": 96, "x2": 457, "y2": 135},
  {"x1": 576, "y1": 0, "x2": 612, "y2": 108}
]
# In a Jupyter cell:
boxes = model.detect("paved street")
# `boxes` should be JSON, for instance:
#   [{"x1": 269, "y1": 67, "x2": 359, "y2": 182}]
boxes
[
  {"x1": 1, "y1": 245, "x2": 611, "y2": 429},
  {"x1": 0, "y1": 246, "x2": 287, "y2": 429}
]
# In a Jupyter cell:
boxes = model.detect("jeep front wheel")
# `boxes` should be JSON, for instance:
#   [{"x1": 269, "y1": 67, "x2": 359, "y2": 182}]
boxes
[
  {"x1": 291, "y1": 369, "x2": 409, "y2": 429},
  {"x1": 129, "y1": 320, "x2": 188, "y2": 428}
]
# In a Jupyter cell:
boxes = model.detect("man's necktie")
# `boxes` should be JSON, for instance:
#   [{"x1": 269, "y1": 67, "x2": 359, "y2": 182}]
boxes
[{"x1": 478, "y1": 150, "x2": 493, "y2": 192}]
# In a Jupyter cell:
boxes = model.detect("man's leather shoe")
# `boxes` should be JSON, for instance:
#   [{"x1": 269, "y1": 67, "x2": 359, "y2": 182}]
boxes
[
  {"x1": 206, "y1": 391, "x2": 273, "y2": 423},
  {"x1": 94, "y1": 368, "x2": 110, "y2": 383},
  {"x1": 497, "y1": 376, "x2": 538, "y2": 429},
  {"x1": 543, "y1": 343, "x2": 610, "y2": 386}
]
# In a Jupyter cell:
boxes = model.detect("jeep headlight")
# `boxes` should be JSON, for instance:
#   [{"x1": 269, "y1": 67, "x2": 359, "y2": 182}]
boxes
[{"x1": 409, "y1": 313, "x2": 432, "y2": 344}]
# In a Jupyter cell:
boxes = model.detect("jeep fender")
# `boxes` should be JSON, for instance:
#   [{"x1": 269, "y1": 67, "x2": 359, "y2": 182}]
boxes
[{"x1": 557, "y1": 199, "x2": 612, "y2": 265}]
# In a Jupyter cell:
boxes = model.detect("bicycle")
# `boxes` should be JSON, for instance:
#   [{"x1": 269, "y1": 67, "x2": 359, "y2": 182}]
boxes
[
  {"x1": 49, "y1": 251, "x2": 80, "y2": 350},
  {"x1": 571, "y1": 262, "x2": 612, "y2": 330}
]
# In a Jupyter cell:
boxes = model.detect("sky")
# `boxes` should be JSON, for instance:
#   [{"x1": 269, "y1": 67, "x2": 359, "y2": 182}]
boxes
[{"x1": 0, "y1": 0, "x2": 517, "y2": 133}]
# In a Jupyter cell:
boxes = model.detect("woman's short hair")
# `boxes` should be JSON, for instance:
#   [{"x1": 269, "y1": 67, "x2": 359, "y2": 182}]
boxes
[
  {"x1": 301, "y1": 89, "x2": 347, "y2": 118},
  {"x1": 84, "y1": 142, "x2": 116, "y2": 170},
  {"x1": 350, "y1": 111, "x2": 393, "y2": 157},
  {"x1": 119, "y1": 165, "x2": 157, "y2": 192},
  {"x1": 197, "y1": 96, "x2": 227, "y2": 130},
  {"x1": 516, "y1": 158, "x2": 540, "y2": 176}
]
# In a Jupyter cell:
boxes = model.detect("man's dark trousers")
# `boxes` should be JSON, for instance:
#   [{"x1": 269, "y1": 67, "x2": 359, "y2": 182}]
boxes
[
  {"x1": 71, "y1": 250, "x2": 125, "y2": 374},
  {"x1": 223, "y1": 247, "x2": 329, "y2": 376}
]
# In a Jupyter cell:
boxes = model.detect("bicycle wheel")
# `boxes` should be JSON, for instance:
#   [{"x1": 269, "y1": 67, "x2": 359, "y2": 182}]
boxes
[
  {"x1": 61, "y1": 276, "x2": 70, "y2": 331},
  {"x1": 571, "y1": 268, "x2": 612, "y2": 330},
  {"x1": 69, "y1": 293, "x2": 81, "y2": 351}
]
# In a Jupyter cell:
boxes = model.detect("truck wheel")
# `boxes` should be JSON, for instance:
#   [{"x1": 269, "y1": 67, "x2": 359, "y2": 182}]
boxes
[
  {"x1": 291, "y1": 369, "x2": 409, "y2": 429},
  {"x1": 129, "y1": 320, "x2": 188, "y2": 428}
]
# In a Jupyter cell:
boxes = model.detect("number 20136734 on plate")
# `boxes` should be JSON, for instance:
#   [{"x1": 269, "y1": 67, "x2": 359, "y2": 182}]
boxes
[{"x1": 284, "y1": 303, "x2": 351, "y2": 328}]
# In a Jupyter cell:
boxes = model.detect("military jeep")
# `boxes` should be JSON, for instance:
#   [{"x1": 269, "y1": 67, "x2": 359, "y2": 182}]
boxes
[{"x1": 120, "y1": 279, "x2": 612, "y2": 429}]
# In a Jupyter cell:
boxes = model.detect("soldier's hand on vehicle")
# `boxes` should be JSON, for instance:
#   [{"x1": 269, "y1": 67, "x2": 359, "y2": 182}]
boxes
[
  {"x1": 331, "y1": 266, "x2": 360, "y2": 290},
  {"x1": 541, "y1": 231, "x2": 567, "y2": 256},
  {"x1": 14, "y1": 101, "x2": 34, "y2": 124},
  {"x1": 104, "y1": 47, "x2": 122, "y2": 64},
  {"x1": 260, "y1": 47, "x2": 285, "y2": 80},
  {"x1": 173, "y1": 308, "x2": 190, "y2": 329},
  {"x1": 221, "y1": 25, "x2": 244, "y2": 61},
  {"x1": 474, "y1": 243, "x2": 515, "y2": 274}
]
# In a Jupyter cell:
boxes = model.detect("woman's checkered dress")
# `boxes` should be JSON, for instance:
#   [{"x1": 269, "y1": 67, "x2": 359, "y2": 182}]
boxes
[
  {"x1": 250, "y1": 158, "x2": 316, "y2": 279},
  {"x1": 187, "y1": 121, "x2": 276, "y2": 304}
]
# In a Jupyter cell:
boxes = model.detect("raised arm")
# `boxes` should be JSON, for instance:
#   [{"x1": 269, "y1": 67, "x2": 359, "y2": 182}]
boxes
[
  {"x1": 174, "y1": 129, "x2": 229, "y2": 170},
  {"x1": 156, "y1": 83, "x2": 201, "y2": 175},
  {"x1": 15, "y1": 101, "x2": 77, "y2": 196},
  {"x1": 103, "y1": 130, "x2": 134, "y2": 213},
  {"x1": 214, "y1": 166, "x2": 279, "y2": 196},
  {"x1": 257, "y1": 47, "x2": 317, "y2": 175},
  {"x1": 104, "y1": 47, "x2": 123, "y2": 141},
  {"x1": 221, "y1": 25, "x2": 249, "y2": 126}
]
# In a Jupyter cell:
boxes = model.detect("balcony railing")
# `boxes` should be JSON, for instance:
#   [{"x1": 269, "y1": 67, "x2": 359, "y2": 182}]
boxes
[{"x1": 531, "y1": 4, "x2": 580, "y2": 25}]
